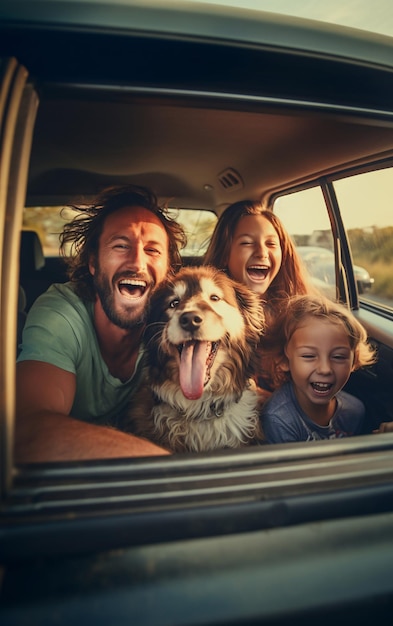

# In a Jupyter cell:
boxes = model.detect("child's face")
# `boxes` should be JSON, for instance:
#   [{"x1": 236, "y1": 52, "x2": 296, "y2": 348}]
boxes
[
  {"x1": 227, "y1": 215, "x2": 282, "y2": 295},
  {"x1": 283, "y1": 316, "x2": 355, "y2": 419}
]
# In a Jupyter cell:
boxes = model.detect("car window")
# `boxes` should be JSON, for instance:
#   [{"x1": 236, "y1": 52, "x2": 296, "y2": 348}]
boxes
[
  {"x1": 332, "y1": 167, "x2": 393, "y2": 308},
  {"x1": 272, "y1": 168, "x2": 393, "y2": 308},
  {"x1": 168, "y1": 208, "x2": 217, "y2": 257},
  {"x1": 272, "y1": 187, "x2": 336, "y2": 298},
  {"x1": 23, "y1": 206, "x2": 75, "y2": 256},
  {"x1": 23, "y1": 206, "x2": 217, "y2": 258}
]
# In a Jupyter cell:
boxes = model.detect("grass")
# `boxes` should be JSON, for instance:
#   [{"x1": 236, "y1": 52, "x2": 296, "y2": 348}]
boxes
[{"x1": 354, "y1": 258, "x2": 393, "y2": 300}]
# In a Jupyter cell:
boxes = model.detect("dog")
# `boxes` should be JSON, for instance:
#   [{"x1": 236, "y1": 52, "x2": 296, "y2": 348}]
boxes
[{"x1": 122, "y1": 265, "x2": 265, "y2": 453}]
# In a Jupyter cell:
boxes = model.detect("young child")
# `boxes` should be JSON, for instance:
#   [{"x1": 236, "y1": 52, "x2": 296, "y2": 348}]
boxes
[{"x1": 260, "y1": 295, "x2": 377, "y2": 443}]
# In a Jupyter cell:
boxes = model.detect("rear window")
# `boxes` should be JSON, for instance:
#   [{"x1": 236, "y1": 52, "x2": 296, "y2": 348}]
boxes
[{"x1": 23, "y1": 206, "x2": 217, "y2": 258}]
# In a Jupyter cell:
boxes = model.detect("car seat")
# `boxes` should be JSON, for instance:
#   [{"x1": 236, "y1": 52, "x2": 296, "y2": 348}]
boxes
[{"x1": 19, "y1": 229, "x2": 47, "y2": 311}]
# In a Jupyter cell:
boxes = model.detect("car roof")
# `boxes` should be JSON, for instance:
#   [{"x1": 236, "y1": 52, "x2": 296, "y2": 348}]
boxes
[
  {"x1": 1, "y1": 0, "x2": 393, "y2": 62},
  {"x1": 1, "y1": 0, "x2": 393, "y2": 213}
]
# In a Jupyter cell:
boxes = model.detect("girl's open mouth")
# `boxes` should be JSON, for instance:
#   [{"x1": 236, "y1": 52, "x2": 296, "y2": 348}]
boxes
[{"x1": 246, "y1": 265, "x2": 269, "y2": 280}]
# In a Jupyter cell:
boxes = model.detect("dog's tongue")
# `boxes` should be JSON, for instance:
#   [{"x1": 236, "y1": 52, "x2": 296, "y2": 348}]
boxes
[{"x1": 180, "y1": 341, "x2": 209, "y2": 400}]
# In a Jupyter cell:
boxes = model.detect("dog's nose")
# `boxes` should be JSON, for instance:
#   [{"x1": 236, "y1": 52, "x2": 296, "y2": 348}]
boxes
[{"x1": 179, "y1": 311, "x2": 203, "y2": 331}]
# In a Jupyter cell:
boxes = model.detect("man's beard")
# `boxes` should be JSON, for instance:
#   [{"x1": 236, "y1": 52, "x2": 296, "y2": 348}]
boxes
[{"x1": 93, "y1": 268, "x2": 147, "y2": 330}]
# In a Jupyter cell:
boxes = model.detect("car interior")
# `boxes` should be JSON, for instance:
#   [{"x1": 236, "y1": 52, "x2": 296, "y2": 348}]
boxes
[
  {"x1": 2, "y1": 2, "x2": 393, "y2": 623},
  {"x1": 0, "y1": 0, "x2": 392, "y2": 479},
  {"x1": 0, "y1": 0, "x2": 392, "y2": 478},
  {"x1": 15, "y1": 64, "x2": 393, "y2": 434}
]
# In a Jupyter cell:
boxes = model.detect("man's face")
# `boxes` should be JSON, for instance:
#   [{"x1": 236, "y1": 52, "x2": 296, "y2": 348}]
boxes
[{"x1": 89, "y1": 206, "x2": 170, "y2": 329}]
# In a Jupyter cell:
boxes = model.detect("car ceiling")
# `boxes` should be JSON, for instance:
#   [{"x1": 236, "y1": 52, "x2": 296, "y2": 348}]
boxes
[{"x1": 26, "y1": 89, "x2": 393, "y2": 213}]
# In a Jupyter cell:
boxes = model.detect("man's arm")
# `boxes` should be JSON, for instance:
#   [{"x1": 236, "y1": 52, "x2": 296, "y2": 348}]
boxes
[{"x1": 15, "y1": 361, "x2": 170, "y2": 463}]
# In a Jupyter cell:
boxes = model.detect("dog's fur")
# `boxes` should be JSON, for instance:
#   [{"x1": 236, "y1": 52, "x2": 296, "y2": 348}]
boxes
[{"x1": 122, "y1": 266, "x2": 265, "y2": 452}]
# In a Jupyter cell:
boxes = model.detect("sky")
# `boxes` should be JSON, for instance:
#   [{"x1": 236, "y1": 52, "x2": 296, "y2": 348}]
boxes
[{"x1": 185, "y1": 0, "x2": 393, "y2": 38}]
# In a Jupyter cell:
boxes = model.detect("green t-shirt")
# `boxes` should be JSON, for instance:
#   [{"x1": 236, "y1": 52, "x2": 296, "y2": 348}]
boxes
[{"x1": 17, "y1": 283, "x2": 144, "y2": 425}]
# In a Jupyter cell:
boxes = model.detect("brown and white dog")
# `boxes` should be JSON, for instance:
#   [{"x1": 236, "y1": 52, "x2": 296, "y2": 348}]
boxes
[{"x1": 122, "y1": 266, "x2": 265, "y2": 453}]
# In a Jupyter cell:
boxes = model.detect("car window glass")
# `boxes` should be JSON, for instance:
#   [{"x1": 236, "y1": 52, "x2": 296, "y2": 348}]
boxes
[
  {"x1": 167, "y1": 208, "x2": 217, "y2": 256},
  {"x1": 332, "y1": 168, "x2": 393, "y2": 308},
  {"x1": 272, "y1": 187, "x2": 335, "y2": 298},
  {"x1": 23, "y1": 207, "x2": 217, "y2": 258},
  {"x1": 23, "y1": 206, "x2": 75, "y2": 256}
]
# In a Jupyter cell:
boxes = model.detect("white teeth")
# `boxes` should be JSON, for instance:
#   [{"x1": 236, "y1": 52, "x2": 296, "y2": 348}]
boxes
[{"x1": 119, "y1": 279, "x2": 146, "y2": 287}]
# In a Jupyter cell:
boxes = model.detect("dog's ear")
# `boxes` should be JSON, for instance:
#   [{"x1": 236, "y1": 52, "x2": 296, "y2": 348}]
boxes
[{"x1": 233, "y1": 281, "x2": 265, "y2": 341}]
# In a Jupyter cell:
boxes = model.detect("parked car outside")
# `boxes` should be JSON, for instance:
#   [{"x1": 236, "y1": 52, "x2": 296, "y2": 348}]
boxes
[{"x1": 297, "y1": 246, "x2": 375, "y2": 294}]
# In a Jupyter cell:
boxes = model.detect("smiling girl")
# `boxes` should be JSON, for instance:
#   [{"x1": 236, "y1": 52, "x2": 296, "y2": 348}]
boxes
[
  {"x1": 260, "y1": 295, "x2": 376, "y2": 443},
  {"x1": 203, "y1": 200, "x2": 314, "y2": 322}
]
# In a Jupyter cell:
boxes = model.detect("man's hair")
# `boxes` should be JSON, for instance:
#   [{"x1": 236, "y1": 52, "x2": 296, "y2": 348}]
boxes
[
  {"x1": 60, "y1": 185, "x2": 187, "y2": 300},
  {"x1": 203, "y1": 200, "x2": 311, "y2": 300}
]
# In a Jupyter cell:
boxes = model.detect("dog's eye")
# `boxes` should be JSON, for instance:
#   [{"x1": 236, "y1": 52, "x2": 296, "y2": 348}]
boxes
[
  {"x1": 210, "y1": 294, "x2": 220, "y2": 301},
  {"x1": 169, "y1": 298, "x2": 180, "y2": 308}
]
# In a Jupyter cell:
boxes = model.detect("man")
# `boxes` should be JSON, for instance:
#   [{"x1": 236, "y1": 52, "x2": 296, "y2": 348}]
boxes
[{"x1": 16, "y1": 185, "x2": 186, "y2": 462}]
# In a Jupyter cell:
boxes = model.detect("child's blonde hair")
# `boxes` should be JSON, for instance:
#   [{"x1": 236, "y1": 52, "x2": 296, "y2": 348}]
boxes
[{"x1": 261, "y1": 294, "x2": 377, "y2": 388}]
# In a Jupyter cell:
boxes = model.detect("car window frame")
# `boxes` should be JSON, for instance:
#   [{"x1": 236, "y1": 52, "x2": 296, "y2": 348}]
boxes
[
  {"x1": 270, "y1": 159, "x2": 393, "y2": 319},
  {"x1": 2, "y1": 10, "x2": 393, "y2": 558}
]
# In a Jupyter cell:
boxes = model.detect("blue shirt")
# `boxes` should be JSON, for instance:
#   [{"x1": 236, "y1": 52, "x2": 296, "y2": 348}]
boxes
[
  {"x1": 17, "y1": 283, "x2": 145, "y2": 424},
  {"x1": 261, "y1": 380, "x2": 365, "y2": 443}
]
